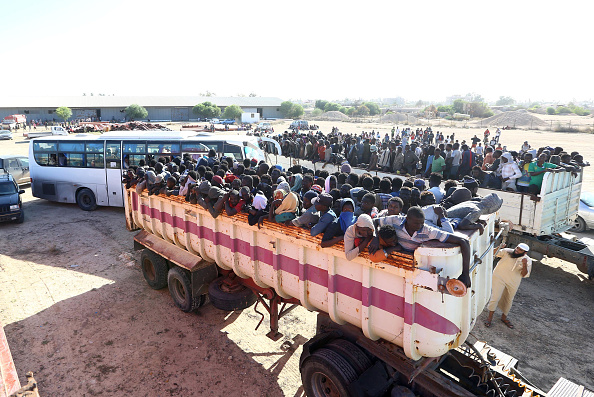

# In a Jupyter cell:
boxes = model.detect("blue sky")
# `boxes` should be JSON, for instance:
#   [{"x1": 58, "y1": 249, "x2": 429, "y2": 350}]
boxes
[{"x1": 1, "y1": 0, "x2": 592, "y2": 103}]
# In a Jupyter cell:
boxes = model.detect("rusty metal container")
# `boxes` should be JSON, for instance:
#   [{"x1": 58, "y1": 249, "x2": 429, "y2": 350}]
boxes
[{"x1": 125, "y1": 188, "x2": 496, "y2": 361}]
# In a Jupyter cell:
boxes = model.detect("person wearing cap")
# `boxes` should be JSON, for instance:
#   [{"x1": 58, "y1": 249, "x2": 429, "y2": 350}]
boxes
[
  {"x1": 499, "y1": 152, "x2": 522, "y2": 191},
  {"x1": 484, "y1": 243, "x2": 532, "y2": 329},
  {"x1": 366, "y1": 144, "x2": 379, "y2": 171},
  {"x1": 310, "y1": 192, "x2": 337, "y2": 237}
]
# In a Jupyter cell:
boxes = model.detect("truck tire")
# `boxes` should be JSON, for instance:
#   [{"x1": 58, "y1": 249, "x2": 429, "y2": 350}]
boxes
[
  {"x1": 301, "y1": 348, "x2": 358, "y2": 397},
  {"x1": 168, "y1": 267, "x2": 205, "y2": 312},
  {"x1": 15, "y1": 211, "x2": 24, "y2": 224},
  {"x1": 76, "y1": 188, "x2": 97, "y2": 211},
  {"x1": 208, "y1": 276, "x2": 257, "y2": 311},
  {"x1": 140, "y1": 249, "x2": 168, "y2": 290},
  {"x1": 326, "y1": 339, "x2": 373, "y2": 376}
]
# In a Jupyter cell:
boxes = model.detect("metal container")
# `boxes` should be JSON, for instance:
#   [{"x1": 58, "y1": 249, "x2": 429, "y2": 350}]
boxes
[{"x1": 125, "y1": 189, "x2": 496, "y2": 360}]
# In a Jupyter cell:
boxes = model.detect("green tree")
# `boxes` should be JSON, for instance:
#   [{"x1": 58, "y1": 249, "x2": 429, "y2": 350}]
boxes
[
  {"x1": 556, "y1": 106, "x2": 572, "y2": 114},
  {"x1": 55, "y1": 106, "x2": 72, "y2": 121},
  {"x1": 437, "y1": 105, "x2": 454, "y2": 115},
  {"x1": 315, "y1": 100, "x2": 329, "y2": 110},
  {"x1": 324, "y1": 102, "x2": 342, "y2": 112},
  {"x1": 345, "y1": 107, "x2": 356, "y2": 116},
  {"x1": 222, "y1": 105, "x2": 243, "y2": 119},
  {"x1": 125, "y1": 104, "x2": 148, "y2": 120},
  {"x1": 355, "y1": 105, "x2": 370, "y2": 116},
  {"x1": 546, "y1": 107, "x2": 556, "y2": 115},
  {"x1": 363, "y1": 102, "x2": 380, "y2": 116},
  {"x1": 279, "y1": 101, "x2": 304, "y2": 118},
  {"x1": 496, "y1": 96, "x2": 516, "y2": 106},
  {"x1": 192, "y1": 101, "x2": 221, "y2": 119},
  {"x1": 311, "y1": 108, "x2": 323, "y2": 117},
  {"x1": 453, "y1": 99, "x2": 466, "y2": 113}
]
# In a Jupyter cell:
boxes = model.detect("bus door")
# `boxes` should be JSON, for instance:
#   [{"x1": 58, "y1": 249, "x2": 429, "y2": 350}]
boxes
[{"x1": 105, "y1": 141, "x2": 124, "y2": 206}]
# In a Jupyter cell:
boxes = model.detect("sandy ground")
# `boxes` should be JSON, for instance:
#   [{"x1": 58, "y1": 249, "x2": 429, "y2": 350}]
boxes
[{"x1": 0, "y1": 124, "x2": 593, "y2": 396}]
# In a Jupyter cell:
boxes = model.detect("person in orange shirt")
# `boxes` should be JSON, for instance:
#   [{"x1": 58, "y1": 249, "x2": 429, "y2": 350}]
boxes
[{"x1": 317, "y1": 140, "x2": 325, "y2": 162}]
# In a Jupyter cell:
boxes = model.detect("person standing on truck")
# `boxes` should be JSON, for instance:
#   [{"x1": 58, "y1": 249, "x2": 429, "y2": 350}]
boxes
[
  {"x1": 484, "y1": 243, "x2": 532, "y2": 329},
  {"x1": 369, "y1": 206, "x2": 472, "y2": 287}
]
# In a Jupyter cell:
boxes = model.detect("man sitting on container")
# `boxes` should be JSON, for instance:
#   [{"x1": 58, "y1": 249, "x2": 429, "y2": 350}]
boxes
[
  {"x1": 369, "y1": 207, "x2": 472, "y2": 287},
  {"x1": 344, "y1": 214, "x2": 376, "y2": 261},
  {"x1": 368, "y1": 225, "x2": 400, "y2": 263},
  {"x1": 309, "y1": 193, "x2": 337, "y2": 236}
]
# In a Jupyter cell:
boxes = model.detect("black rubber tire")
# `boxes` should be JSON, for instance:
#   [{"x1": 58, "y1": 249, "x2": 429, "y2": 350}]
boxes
[
  {"x1": 76, "y1": 188, "x2": 97, "y2": 211},
  {"x1": 208, "y1": 276, "x2": 257, "y2": 311},
  {"x1": 301, "y1": 348, "x2": 358, "y2": 397},
  {"x1": 571, "y1": 216, "x2": 587, "y2": 233},
  {"x1": 15, "y1": 211, "x2": 24, "y2": 224},
  {"x1": 325, "y1": 339, "x2": 373, "y2": 376},
  {"x1": 140, "y1": 249, "x2": 168, "y2": 290},
  {"x1": 168, "y1": 267, "x2": 204, "y2": 312}
]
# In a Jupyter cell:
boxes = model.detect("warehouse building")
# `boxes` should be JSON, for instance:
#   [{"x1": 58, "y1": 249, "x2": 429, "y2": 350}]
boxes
[{"x1": 0, "y1": 96, "x2": 284, "y2": 122}]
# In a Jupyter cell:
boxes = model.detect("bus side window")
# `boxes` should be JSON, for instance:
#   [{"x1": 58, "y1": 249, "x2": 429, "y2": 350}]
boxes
[
  {"x1": 33, "y1": 142, "x2": 57, "y2": 166},
  {"x1": 106, "y1": 142, "x2": 121, "y2": 169},
  {"x1": 86, "y1": 142, "x2": 105, "y2": 168}
]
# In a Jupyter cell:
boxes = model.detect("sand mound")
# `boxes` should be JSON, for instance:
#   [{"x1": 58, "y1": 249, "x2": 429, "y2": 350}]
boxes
[
  {"x1": 316, "y1": 111, "x2": 350, "y2": 121},
  {"x1": 480, "y1": 110, "x2": 547, "y2": 127},
  {"x1": 381, "y1": 113, "x2": 417, "y2": 124}
]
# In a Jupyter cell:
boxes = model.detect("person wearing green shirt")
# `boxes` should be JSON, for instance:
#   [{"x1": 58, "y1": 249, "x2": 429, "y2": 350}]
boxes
[
  {"x1": 431, "y1": 148, "x2": 446, "y2": 176},
  {"x1": 528, "y1": 153, "x2": 559, "y2": 195}
]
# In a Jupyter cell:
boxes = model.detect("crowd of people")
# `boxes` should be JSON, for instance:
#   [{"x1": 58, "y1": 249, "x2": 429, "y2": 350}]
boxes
[
  {"x1": 273, "y1": 126, "x2": 587, "y2": 196},
  {"x1": 119, "y1": 124, "x2": 591, "y2": 327}
]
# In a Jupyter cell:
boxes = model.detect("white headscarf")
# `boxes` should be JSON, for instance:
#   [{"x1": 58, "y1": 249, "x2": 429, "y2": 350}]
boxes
[
  {"x1": 179, "y1": 174, "x2": 196, "y2": 196},
  {"x1": 253, "y1": 193, "x2": 268, "y2": 210}
]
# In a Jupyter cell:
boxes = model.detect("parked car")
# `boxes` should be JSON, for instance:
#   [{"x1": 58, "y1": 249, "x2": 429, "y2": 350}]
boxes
[
  {"x1": 0, "y1": 130, "x2": 12, "y2": 140},
  {"x1": 571, "y1": 191, "x2": 594, "y2": 232},
  {"x1": 0, "y1": 172, "x2": 25, "y2": 223},
  {"x1": 210, "y1": 118, "x2": 220, "y2": 124},
  {"x1": 0, "y1": 155, "x2": 30, "y2": 185},
  {"x1": 222, "y1": 119, "x2": 235, "y2": 124}
]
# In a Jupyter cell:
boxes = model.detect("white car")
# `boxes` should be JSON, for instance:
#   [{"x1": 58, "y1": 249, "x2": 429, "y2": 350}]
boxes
[
  {"x1": 0, "y1": 130, "x2": 12, "y2": 140},
  {"x1": 572, "y1": 192, "x2": 594, "y2": 232}
]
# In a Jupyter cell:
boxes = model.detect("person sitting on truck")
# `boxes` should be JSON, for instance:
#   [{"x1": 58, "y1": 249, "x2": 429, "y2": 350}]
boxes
[
  {"x1": 344, "y1": 214, "x2": 376, "y2": 261},
  {"x1": 161, "y1": 176, "x2": 179, "y2": 196},
  {"x1": 445, "y1": 192, "x2": 503, "y2": 235},
  {"x1": 204, "y1": 186, "x2": 226, "y2": 218},
  {"x1": 369, "y1": 207, "x2": 472, "y2": 287},
  {"x1": 292, "y1": 190, "x2": 320, "y2": 228},
  {"x1": 309, "y1": 193, "x2": 337, "y2": 237},
  {"x1": 499, "y1": 152, "x2": 522, "y2": 192},
  {"x1": 222, "y1": 190, "x2": 245, "y2": 216},
  {"x1": 377, "y1": 197, "x2": 404, "y2": 218},
  {"x1": 368, "y1": 225, "x2": 400, "y2": 263},
  {"x1": 484, "y1": 243, "x2": 532, "y2": 329},
  {"x1": 320, "y1": 198, "x2": 356, "y2": 248},
  {"x1": 527, "y1": 153, "x2": 560, "y2": 195}
]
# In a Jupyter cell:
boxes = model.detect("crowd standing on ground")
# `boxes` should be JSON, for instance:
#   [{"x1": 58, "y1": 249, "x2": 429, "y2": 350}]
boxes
[{"x1": 123, "y1": 125, "x2": 588, "y2": 290}]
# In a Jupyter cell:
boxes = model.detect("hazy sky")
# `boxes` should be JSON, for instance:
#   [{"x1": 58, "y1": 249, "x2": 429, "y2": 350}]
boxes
[{"x1": 2, "y1": 0, "x2": 592, "y2": 104}]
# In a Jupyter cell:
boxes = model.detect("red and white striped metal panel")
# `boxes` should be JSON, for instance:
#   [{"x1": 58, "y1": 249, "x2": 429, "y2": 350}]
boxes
[{"x1": 126, "y1": 189, "x2": 495, "y2": 361}]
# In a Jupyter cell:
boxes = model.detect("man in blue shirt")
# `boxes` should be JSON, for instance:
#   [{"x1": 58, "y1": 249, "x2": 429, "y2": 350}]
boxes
[
  {"x1": 369, "y1": 206, "x2": 472, "y2": 287},
  {"x1": 310, "y1": 192, "x2": 337, "y2": 236}
]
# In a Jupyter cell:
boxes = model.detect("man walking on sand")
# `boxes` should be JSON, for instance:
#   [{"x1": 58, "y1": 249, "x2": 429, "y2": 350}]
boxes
[{"x1": 484, "y1": 243, "x2": 532, "y2": 329}]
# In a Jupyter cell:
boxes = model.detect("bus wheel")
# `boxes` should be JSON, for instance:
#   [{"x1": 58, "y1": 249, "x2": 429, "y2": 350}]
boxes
[
  {"x1": 208, "y1": 276, "x2": 257, "y2": 311},
  {"x1": 76, "y1": 188, "x2": 97, "y2": 211},
  {"x1": 168, "y1": 267, "x2": 205, "y2": 313},
  {"x1": 301, "y1": 348, "x2": 358, "y2": 397},
  {"x1": 140, "y1": 249, "x2": 168, "y2": 290}
]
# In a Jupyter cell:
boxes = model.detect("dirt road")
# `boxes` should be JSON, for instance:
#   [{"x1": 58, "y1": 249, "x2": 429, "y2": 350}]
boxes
[{"x1": 0, "y1": 126, "x2": 593, "y2": 396}]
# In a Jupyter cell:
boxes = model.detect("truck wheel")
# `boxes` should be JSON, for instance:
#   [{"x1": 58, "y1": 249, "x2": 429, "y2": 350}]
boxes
[
  {"x1": 76, "y1": 188, "x2": 97, "y2": 211},
  {"x1": 301, "y1": 348, "x2": 358, "y2": 397},
  {"x1": 208, "y1": 276, "x2": 257, "y2": 311},
  {"x1": 168, "y1": 267, "x2": 205, "y2": 312},
  {"x1": 326, "y1": 339, "x2": 372, "y2": 376},
  {"x1": 15, "y1": 211, "x2": 24, "y2": 224},
  {"x1": 140, "y1": 250, "x2": 168, "y2": 290},
  {"x1": 571, "y1": 216, "x2": 587, "y2": 233}
]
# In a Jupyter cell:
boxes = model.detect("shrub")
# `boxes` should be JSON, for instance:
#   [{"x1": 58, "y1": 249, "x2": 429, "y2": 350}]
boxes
[
  {"x1": 125, "y1": 104, "x2": 148, "y2": 120},
  {"x1": 546, "y1": 107, "x2": 556, "y2": 115},
  {"x1": 311, "y1": 108, "x2": 323, "y2": 117},
  {"x1": 193, "y1": 102, "x2": 221, "y2": 118},
  {"x1": 556, "y1": 106, "x2": 572, "y2": 114},
  {"x1": 222, "y1": 104, "x2": 243, "y2": 119}
]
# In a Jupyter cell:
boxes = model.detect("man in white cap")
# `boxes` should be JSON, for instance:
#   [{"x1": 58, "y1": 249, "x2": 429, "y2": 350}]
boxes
[{"x1": 484, "y1": 242, "x2": 532, "y2": 329}]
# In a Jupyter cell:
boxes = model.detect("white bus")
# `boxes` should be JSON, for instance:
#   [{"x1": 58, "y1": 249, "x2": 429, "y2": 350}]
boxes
[{"x1": 29, "y1": 130, "x2": 280, "y2": 210}]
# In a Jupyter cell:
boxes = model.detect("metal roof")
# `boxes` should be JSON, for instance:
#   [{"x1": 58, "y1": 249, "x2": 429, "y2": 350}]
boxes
[{"x1": 0, "y1": 96, "x2": 283, "y2": 108}]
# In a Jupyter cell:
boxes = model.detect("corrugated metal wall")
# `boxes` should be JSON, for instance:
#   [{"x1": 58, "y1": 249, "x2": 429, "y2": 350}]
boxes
[{"x1": 0, "y1": 106, "x2": 283, "y2": 123}]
